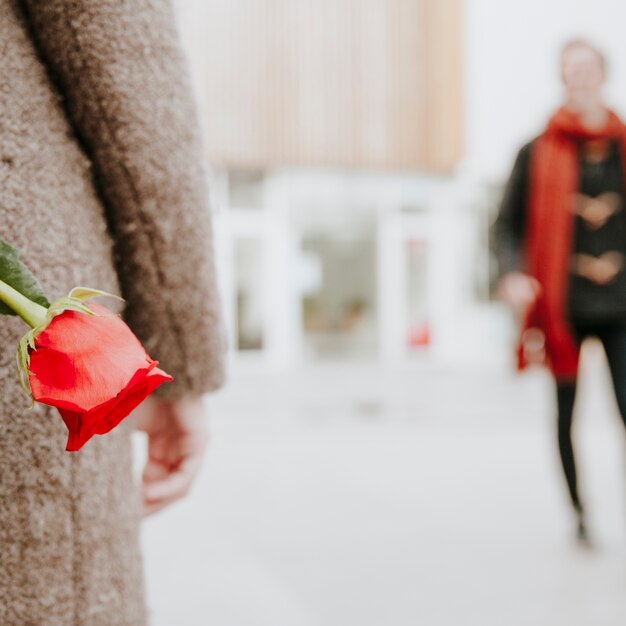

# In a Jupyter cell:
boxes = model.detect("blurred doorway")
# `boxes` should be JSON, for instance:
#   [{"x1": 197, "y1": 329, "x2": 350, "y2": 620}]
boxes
[
  {"x1": 234, "y1": 238, "x2": 265, "y2": 351},
  {"x1": 301, "y1": 236, "x2": 378, "y2": 361},
  {"x1": 405, "y1": 238, "x2": 431, "y2": 350}
]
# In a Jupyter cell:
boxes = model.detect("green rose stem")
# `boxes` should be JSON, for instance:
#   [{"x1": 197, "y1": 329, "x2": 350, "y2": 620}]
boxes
[{"x1": 0, "y1": 278, "x2": 47, "y2": 329}]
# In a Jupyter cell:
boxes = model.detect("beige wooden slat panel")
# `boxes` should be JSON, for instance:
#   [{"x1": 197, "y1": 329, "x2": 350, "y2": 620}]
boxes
[
  {"x1": 422, "y1": 0, "x2": 465, "y2": 170},
  {"x1": 283, "y1": 0, "x2": 355, "y2": 166},
  {"x1": 351, "y1": 0, "x2": 388, "y2": 166},
  {"x1": 200, "y1": 0, "x2": 463, "y2": 171}
]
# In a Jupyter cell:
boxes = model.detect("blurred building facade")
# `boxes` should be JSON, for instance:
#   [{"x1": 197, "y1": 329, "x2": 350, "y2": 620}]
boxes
[
  {"x1": 192, "y1": 0, "x2": 463, "y2": 171},
  {"x1": 209, "y1": 169, "x2": 504, "y2": 373},
  {"x1": 176, "y1": 0, "x2": 513, "y2": 373}
]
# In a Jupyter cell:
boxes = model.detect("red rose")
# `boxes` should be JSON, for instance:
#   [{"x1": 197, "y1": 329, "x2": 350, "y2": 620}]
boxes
[{"x1": 27, "y1": 303, "x2": 172, "y2": 451}]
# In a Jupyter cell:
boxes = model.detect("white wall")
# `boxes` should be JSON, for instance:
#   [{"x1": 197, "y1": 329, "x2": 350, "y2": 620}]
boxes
[{"x1": 463, "y1": 0, "x2": 626, "y2": 181}]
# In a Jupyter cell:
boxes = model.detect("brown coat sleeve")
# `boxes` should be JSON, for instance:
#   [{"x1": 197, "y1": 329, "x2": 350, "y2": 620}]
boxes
[{"x1": 21, "y1": 0, "x2": 226, "y2": 395}]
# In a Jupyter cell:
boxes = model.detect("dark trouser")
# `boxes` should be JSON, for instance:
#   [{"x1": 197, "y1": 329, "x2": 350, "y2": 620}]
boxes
[{"x1": 556, "y1": 321, "x2": 626, "y2": 513}]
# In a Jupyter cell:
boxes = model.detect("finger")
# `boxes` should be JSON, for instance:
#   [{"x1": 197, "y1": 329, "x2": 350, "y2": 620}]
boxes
[
  {"x1": 142, "y1": 499, "x2": 172, "y2": 518},
  {"x1": 143, "y1": 473, "x2": 190, "y2": 504},
  {"x1": 142, "y1": 455, "x2": 202, "y2": 504},
  {"x1": 142, "y1": 458, "x2": 170, "y2": 485}
]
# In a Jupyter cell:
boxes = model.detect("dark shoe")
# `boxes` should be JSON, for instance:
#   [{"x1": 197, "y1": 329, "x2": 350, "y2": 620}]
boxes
[
  {"x1": 576, "y1": 518, "x2": 591, "y2": 547},
  {"x1": 574, "y1": 505, "x2": 592, "y2": 548}
]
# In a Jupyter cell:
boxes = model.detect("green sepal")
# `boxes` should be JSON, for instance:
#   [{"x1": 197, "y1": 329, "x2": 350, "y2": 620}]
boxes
[
  {"x1": 0, "y1": 240, "x2": 50, "y2": 316},
  {"x1": 67, "y1": 287, "x2": 124, "y2": 303}
]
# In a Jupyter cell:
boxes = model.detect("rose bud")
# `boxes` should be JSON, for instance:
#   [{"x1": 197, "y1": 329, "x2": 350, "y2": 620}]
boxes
[
  {"x1": 0, "y1": 241, "x2": 171, "y2": 451},
  {"x1": 24, "y1": 303, "x2": 172, "y2": 451}
]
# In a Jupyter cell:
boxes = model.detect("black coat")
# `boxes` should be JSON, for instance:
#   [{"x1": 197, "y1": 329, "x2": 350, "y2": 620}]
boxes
[{"x1": 493, "y1": 140, "x2": 626, "y2": 322}]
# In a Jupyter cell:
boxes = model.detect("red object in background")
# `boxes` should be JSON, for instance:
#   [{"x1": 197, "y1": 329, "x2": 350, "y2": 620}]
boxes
[
  {"x1": 408, "y1": 324, "x2": 431, "y2": 347},
  {"x1": 523, "y1": 107, "x2": 626, "y2": 380},
  {"x1": 28, "y1": 303, "x2": 172, "y2": 451}
]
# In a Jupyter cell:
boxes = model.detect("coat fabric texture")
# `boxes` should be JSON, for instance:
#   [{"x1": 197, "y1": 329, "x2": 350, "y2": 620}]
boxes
[{"x1": 0, "y1": 1, "x2": 225, "y2": 624}]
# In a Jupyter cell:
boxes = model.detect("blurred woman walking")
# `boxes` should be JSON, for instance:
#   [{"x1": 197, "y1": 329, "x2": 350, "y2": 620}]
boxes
[{"x1": 495, "y1": 39, "x2": 626, "y2": 544}]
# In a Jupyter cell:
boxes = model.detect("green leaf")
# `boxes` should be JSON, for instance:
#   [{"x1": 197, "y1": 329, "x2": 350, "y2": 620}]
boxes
[{"x1": 0, "y1": 240, "x2": 50, "y2": 316}]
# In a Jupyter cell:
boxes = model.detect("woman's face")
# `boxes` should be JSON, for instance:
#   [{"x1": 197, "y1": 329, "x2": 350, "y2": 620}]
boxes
[{"x1": 562, "y1": 45, "x2": 605, "y2": 110}]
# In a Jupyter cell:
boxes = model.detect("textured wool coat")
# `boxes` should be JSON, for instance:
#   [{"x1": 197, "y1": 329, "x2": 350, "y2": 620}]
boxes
[{"x1": 0, "y1": 1, "x2": 225, "y2": 624}]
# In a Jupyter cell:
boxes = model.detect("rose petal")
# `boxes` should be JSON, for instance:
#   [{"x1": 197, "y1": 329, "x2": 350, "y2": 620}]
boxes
[
  {"x1": 26, "y1": 302, "x2": 173, "y2": 450},
  {"x1": 29, "y1": 304, "x2": 156, "y2": 411},
  {"x1": 61, "y1": 366, "x2": 172, "y2": 451}
]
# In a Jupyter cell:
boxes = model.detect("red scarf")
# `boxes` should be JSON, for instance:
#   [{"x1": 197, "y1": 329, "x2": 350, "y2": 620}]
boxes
[{"x1": 519, "y1": 107, "x2": 626, "y2": 381}]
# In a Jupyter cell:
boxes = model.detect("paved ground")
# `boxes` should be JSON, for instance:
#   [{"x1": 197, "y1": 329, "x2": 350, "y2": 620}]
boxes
[{"x1": 138, "y1": 346, "x2": 626, "y2": 626}]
